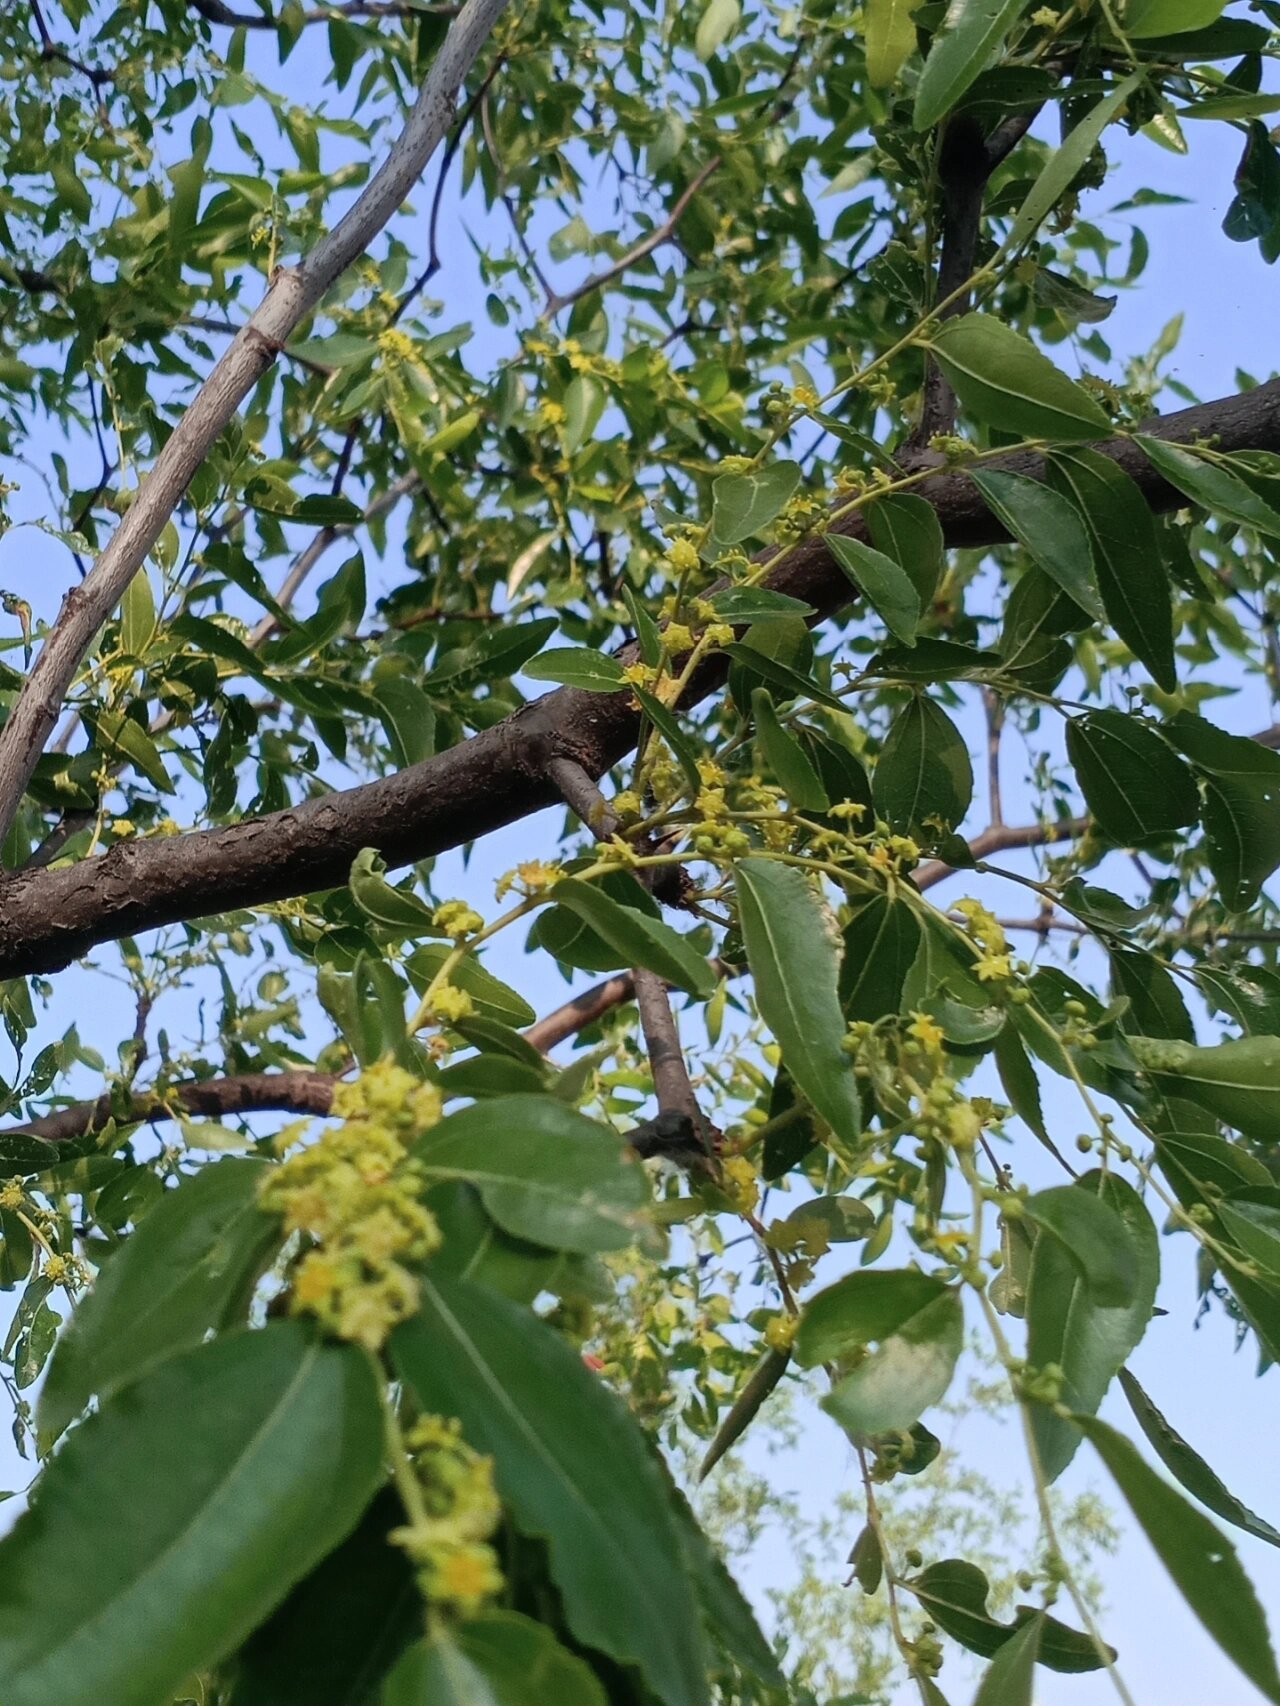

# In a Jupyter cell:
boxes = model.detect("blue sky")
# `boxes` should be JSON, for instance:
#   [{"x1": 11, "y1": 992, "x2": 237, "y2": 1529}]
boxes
[{"x1": 2, "y1": 18, "x2": 1280, "y2": 1703}]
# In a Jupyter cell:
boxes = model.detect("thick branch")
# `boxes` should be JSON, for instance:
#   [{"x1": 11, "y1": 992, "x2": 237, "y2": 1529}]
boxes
[
  {"x1": 0, "y1": 0, "x2": 511, "y2": 844},
  {"x1": 189, "y1": 0, "x2": 459, "y2": 25},
  {"x1": 4, "y1": 379, "x2": 1280, "y2": 978}
]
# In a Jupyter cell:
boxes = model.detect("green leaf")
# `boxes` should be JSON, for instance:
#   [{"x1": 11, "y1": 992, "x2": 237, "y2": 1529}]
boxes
[
  {"x1": 751, "y1": 691, "x2": 830, "y2": 810},
  {"x1": 412, "y1": 1094, "x2": 649, "y2": 1253},
  {"x1": 707, "y1": 586, "x2": 814, "y2": 622},
  {"x1": 621, "y1": 584, "x2": 663, "y2": 669},
  {"x1": 0, "y1": 1324, "x2": 384, "y2": 1706},
  {"x1": 1136, "y1": 435, "x2": 1280, "y2": 536},
  {"x1": 92, "y1": 711, "x2": 174, "y2": 795},
  {"x1": 866, "y1": 491, "x2": 945, "y2": 605},
  {"x1": 721, "y1": 642, "x2": 847, "y2": 712},
  {"x1": 1078, "y1": 1416, "x2": 1280, "y2": 1703},
  {"x1": 840, "y1": 892, "x2": 922, "y2": 1022},
  {"x1": 383, "y1": 1613, "x2": 608, "y2": 1705},
  {"x1": 1165, "y1": 712, "x2": 1280, "y2": 910},
  {"x1": 825, "y1": 533, "x2": 922, "y2": 646},
  {"x1": 632, "y1": 687, "x2": 704, "y2": 796},
  {"x1": 349, "y1": 847, "x2": 441, "y2": 934},
  {"x1": 1019, "y1": 1184, "x2": 1138, "y2": 1307},
  {"x1": 710, "y1": 460, "x2": 802, "y2": 545},
  {"x1": 664, "y1": 1479, "x2": 786, "y2": 1688},
  {"x1": 372, "y1": 674, "x2": 436, "y2": 768},
  {"x1": 523, "y1": 647, "x2": 626, "y2": 693},
  {"x1": 695, "y1": 0, "x2": 741, "y2": 59},
  {"x1": 735, "y1": 858, "x2": 863, "y2": 1145},
  {"x1": 968, "y1": 469, "x2": 1104, "y2": 619},
  {"x1": 549, "y1": 877, "x2": 715, "y2": 997},
  {"x1": 913, "y1": 0, "x2": 1030, "y2": 130},
  {"x1": 1128, "y1": 1033, "x2": 1280, "y2": 1141},
  {"x1": 698, "y1": 1345, "x2": 792, "y2": 1479},
  {"x1": 563, "y1": 375, "x2": 606, "y2": 455},
  {"x1": 929, "y1": 315, "x2": 1112, "y2": 441},
  {"x1": 1119, "y1": 1369, "x2": 1280, "y2": 1549},
  {"x1": 1006, "y1": 74, "x2": 1144, "y2": 250},
  {"x1": 1217, "y1": 1190, "x2": 1280, "y2": 1276},
  {"x1": 1126, "y1": 0, "x2": 1227, "y2": 35},
  {"x1": 867, "y1": 0, "x2": 922, "y2": 85},
  {"x1": 795, "y1": 1267, "x2": 951, "y2": 1365},
  {"x1": 119, "y1": 570, "x2": 157, "y2": 658},
  {"x1": 821, "y1": 1288, "x2": 963, "y2": 1437},
  {"x1": 1046, "y1": 448, "x2": 1176, "y2": 690},
  {"x1": 873, "y1": 696, "x2": 973, "y2": 839},
  {"x1": 38, "y1": 1158, "x2": 279, "y2": 1442},
  {"x1": 230, "y1": 1489, "x2": 417, "y2": 1706},
  {"x1": 1065, "y1": 711, "x2": 1198, "y2": 844},
  {"x1": 528, "y1": 869, "x2": 663, "y2": 976},
  {"x1": 393, "y1": 1276, "x2": 708, "y2": 1706},
  {"x1": 407, "y1": 946, "x2": 535, "y2": 1028},
  {"x1": 913, "y1": 1559, "x2": 1109, "y2": 1670},
  {"x1": 1025, "y1": 1171, "x2": 1159, "y2": 1481},
  {"x1": 1110, "y1": 946, "x2": 1194, "y2": 1041},
  {"x1": 972, "y1": 1613, "x2": 1042, "y2": 1706}
]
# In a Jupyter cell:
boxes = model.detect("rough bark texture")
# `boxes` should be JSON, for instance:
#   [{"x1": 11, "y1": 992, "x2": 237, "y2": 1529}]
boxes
[{"x1": 3, "y1": 377, "x2": 1279, "y2": 979}]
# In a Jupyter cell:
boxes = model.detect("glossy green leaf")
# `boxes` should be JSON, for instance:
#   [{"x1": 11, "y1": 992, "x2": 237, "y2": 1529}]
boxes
[
  {"x1": 349, "y1": 847, "x2": 441, "y2": 934},
  {"x1": 913, "y1": 0, "x2": 1030, "y2": 130},
  {"x1": 1065, "y1": 711, "x2": 1198, "y2": 843},
  {"x1": 413, "y1": 1095, "x2": 649, "y2": 1253},
  {"x1": 372, "y1": 675, "x2": 436, "y2": 768},
  {"x1": 866, "y1": 491, "x2": 945, "y2": 604},
  {"x1": 721, "y1": 642, "x2": 847, "y2": 711},
  {"x1": 1047, "y1": 449, "x2": 1176, "y2": 688},
  {"x1": 825, "y1": 532, "x2": 922, "y2": 646},
  {"x1": 119, "y1": 569, "x2": 157, "y2": 658},
  {"x1": 1119, "y1": 1369, "x2": 1280, "y2": 1549},
  {"x1": 528, "y1": 868, "x2": 663, "y2": 975},
  {"x1": 523, "y1": 648, "x2": 626, "y2": 692},
  {"x1": 751, "y1": 690, "x2": 829, "y2": 810},
  {"x1": 1006, "y1": 74, "x2": 1143, "y2": 250},
  {"x1": 928, "y1": 315, "x2": 1113, "y2": 441},
  {"x1": 795, "y1": 1267, "x2": 950, "y2": 1365},
  {"x1": 393, "y1": 1276, "x2": 708, "y2": 1706},
  {"x1": 1019, "y1": 1184, "x2": 1139, "y2": 1307},
  {"x1": 1079, "y1": 1416, "x2": 1280, "y2": 1703},
  {"x1": 1217, "y1": 1190, "x2": 1280, "y2": 1275},
  {"x1": 866, "y1": 0, "x2": 922, "y2": 84},
  {"x1": 621, "y1": 584, "x2": 663, "y2": 669},
  {"x1": 663, "y1": 1476, "x2": 787, "y2": 1690},
  {"x1": 710, "y1": 459, "x2": 801, "y2": 544},
  {"x1": 1129, "y1": 1033, "x2": 1280, "y2": 1141},
  {"x1": 0, "y1": 1324, "x2": 384, "y2": 1706},
  {"x1": 632, "y1": 686, "x2": 704, "y2": 795},
  {"x1": 407, "y1": 946, "x2": 535, "y2": 1028},
  {"x1": 873, "y1": 696, "x2": 973, "y2": 839},
  {"x1": 563, "y1": 375, "x2": 606, "y2": 455},
  {"x1": 735, "y1": 858, "x2": 863, "y2": 1145},
  {"x1": 230, "y1": 1489, "x2": 417, "y2": 1706},
  {"x1": 913, "y1": 1559, "x2": 1110, "y2": 1671},
  {"x1": 698, "y1": 1345, "x2": 791, "y2": 1479},
  {"x1": 968, "y1": 468, "x2": 1104, "y2": 619},
  {"x1": 383, "y1": 1613, "x2": 608, "y2": 1706},
  {"x1": 39, "y1": 1158, "x2": 280, "y2": 1442},
  {"x1": 1109, "y1": 947, "x2": 1195, "y2": 1040},
  {"x1": 840, "y1": 892, "x2": 922, "y2": 1021},
  {"x1": 1136, "y1": 435, "x2": 1280, "y2": 536},
  {"x1": 1165, "y1": 712, "x2": 1280, "y2": 910},
  {"x1": 1126, "y1": 0, "x2": 1228, "y2": 35},
  {"x1": 822, "y1": 1287, "x2": 963, "y2": 1436},
  {"x1": 92, "y1": 710, "x2": 174, "y2": 795},
  {"x1": 549, "y1": 877, "x2": 715, "y2": 997},
  {"x1": 971, "y1": 1612, "x2": 1042, "y2": 1706},
  {"x1": 1025, "y1": 1171, "x2": 1159, "y2": 1480}
]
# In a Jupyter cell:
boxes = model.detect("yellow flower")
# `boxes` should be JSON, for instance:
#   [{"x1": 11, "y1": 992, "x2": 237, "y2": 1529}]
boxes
[
  {"x1": 622, "y1": 660, "x2": 657, "y2": 687},
  {"x1": 907, "y1": 1012, "x2": 945, "y2": 1052},
  {"x1": 377, "y1": 328, "x2": 416, "y2": 363},
  {"x1": 429, "y1": 982, "x2": 475, "y2": 1023},
  {"x1": 947, "y1": 1102, "x2": 983, "y2": 1148},
  {"x1": 0, "y1": 1181, "x2": 23, "y2": 1211},
  {"x1": 975, "y1": 951, "x2": 1014, "y2": 982},
  {"x1": 661, "y1": 623, "x2": 695, "y2": 656},
  {"x1": 667, "y1": 538, "x2": 700, "y2": 574},
  {"x1": 721, "y1": 1155, "x2": 760, "y2": 1215},
  {"x1": 427, "y1": 1543, "x2": 505, "y2": 1615},
  {"x1": 433, "y1": 899, "x2": 484, "y2": 939}
]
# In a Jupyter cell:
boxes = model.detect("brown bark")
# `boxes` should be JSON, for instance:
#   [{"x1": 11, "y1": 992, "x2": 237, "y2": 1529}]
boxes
[{"x1": 3, "y1": 378, "x2": 1279, "y2": 980}]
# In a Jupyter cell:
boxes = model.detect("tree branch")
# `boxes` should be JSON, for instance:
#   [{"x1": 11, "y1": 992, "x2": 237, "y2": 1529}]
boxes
[
  {"x1": 4, "y1": 378, "x2": 1280, "y2": 978},
  {"x1": 0, "y1": 0, "x2": 512, "y2": 845},
  {"x1": 189, "y1": 0, "x2": 460, "y2": 26}
]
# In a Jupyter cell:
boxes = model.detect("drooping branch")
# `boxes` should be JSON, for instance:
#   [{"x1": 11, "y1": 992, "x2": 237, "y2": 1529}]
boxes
[
  {"x1": 4, "y1": 378, "x2": 1280, "y2": 978},
  {"x1": 0, "y1": 0, "x2": 513, "y2": 844}
]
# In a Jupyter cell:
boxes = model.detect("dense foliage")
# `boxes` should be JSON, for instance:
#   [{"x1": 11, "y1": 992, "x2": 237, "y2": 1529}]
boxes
[{"x1": 1, "y1": 0, "x2": 1280, "y2": 1699}]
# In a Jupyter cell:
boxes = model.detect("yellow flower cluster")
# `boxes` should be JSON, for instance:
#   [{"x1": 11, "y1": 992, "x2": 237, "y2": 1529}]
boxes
[
  {"x1": 391, "y1": 1414, "x2": 504, "y2": 1617},
  {"x1": 720, "y1": 1154, "x2": 760, "y2": 1215},
  {"x1": 377, "y1": 328, "x2": 417, "y2": 364},
  {"x1": 426, "y1": 982, "x2": 475, "y2": 1024},
  {"x1": 258, "y1": 1061, "x2": 444, "y2": 1350},
  {"x1": 494, "y1": 859, "x2": 560, "y2": 899},
  {"x1": 666, "y1": 538, "x2": 700, "y2": 575},
  {"x1": 433, "y1": 900, "x2": 484, "y2": 939},
  {"x1": 953, "y1": 898, "x2": 1014, "y2": 981}
]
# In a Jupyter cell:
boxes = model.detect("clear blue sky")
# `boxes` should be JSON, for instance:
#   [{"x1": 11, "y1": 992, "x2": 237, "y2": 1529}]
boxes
[{"x1": 2, "y1": 22, "x2": 1279, "y2": 1705}]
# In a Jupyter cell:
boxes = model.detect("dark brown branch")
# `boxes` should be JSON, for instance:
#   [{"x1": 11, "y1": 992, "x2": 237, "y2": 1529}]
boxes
[
  {"x1": 29, "y1": 0, "x2": 115, "y2": 93},
  {"x1": 189, "y1": 0, "x2": 459, "y2": 24},
  {"x1": 4, "y1": 378, "x2": 1280, "y2": 979}
]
